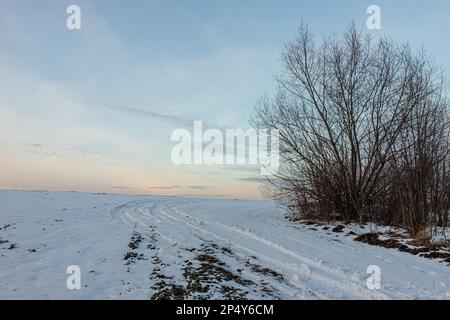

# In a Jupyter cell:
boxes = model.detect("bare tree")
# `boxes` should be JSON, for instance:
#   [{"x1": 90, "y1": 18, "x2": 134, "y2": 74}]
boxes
[
  {"x1": 252, "y1": 24, "x2": 450, "y2": 236},
  {"x1": 390, "y1": 75, "x2": 450, "y2": 236}
]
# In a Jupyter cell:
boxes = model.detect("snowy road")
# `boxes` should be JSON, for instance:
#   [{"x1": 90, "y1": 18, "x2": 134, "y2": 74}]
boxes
[
  {"x1": 1, "y1": 191, "x2": 449, "y2": 299},
  {"x1": 112, "y1": 197, "x2": 450, "y2": 299}
]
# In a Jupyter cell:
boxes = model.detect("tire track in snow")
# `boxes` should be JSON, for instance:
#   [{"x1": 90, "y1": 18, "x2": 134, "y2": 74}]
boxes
[
  {"x1": 158, "y1": 200, "x2": 390, "y2": 299},
  {"x1": 113, "y1": 198, "x2": 390, "y2": 299}
]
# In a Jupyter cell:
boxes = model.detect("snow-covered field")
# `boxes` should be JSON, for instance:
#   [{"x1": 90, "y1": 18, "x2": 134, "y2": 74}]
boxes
[{"x1": 0, "y1": 190, "x2": 449, "y2": 299}]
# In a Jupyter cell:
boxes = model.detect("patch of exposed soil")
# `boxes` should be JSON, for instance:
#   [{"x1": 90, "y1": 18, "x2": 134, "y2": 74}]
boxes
[
  {"x1": 123, "y1": 231, "x2": 146, "y2": 265},
  {"x1": 128, "y1": 232, "x2": 143, "y2": 250},
  {"x1": 355, "y1": 232, "x2": 450, "y2": 263},
  {"x1": 332, "y1": 225, "x2": 345, "y2": 233},
  {"x1": 150, "y1": 241, "x2": 283, "y2": 300}
]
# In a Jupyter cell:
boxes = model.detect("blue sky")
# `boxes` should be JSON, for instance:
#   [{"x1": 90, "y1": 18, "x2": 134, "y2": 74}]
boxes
[{"x1": 1, "y1": 0, "x2": 450, "y2": 198}]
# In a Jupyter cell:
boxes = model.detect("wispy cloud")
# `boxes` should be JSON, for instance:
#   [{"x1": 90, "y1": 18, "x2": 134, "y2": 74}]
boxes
[
  {"x1": 184, "y1": 169, "x2": 220, "y2": 176},
  {"x1": 111, "y1": 186, "x2": 136, "y2": 190},
  {"x1": 224, "y1": 165, "x2": 261, "y2": 174},
  {"x1": 26, "y1": 143, "x2": 43, "y2": 148},
  {"x1": 148, "y1": 185, "x2": 181, "y2": 190},
  {"x1": 22, "y1": 142, "x2": 106, "y2": 160},
  {"x1": 188, "y1": 185, "x2": 214, "y2": 190},
  {"x1": 76, "y1": 98, "x2": 228, "y2": 129},
  {"x1": 237, "y1": 177, "x2": 266, "y2": 183},
  {"x1": 94, "y1": 101, "x2": 194, "y2": 127}
]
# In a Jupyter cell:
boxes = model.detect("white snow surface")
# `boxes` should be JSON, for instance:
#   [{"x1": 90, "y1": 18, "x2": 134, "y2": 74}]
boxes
[{"x1": 0, "y1": 190, "x2": 449, "y2": 299}]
